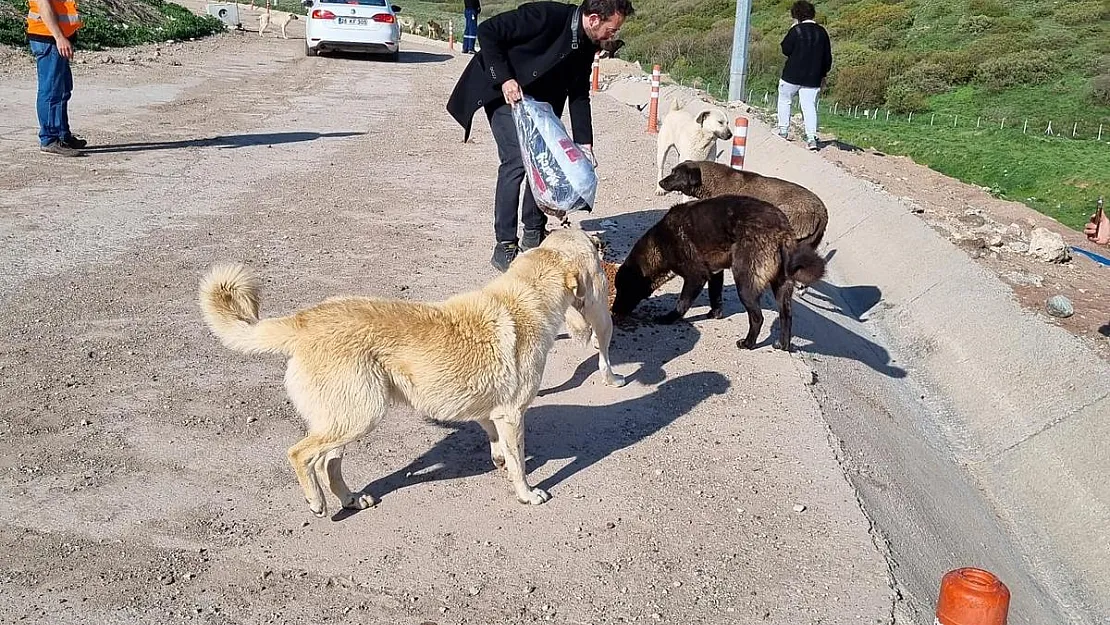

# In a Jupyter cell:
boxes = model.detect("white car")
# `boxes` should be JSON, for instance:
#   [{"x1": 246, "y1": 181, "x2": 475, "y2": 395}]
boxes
[{"x1": 302, "y1": 0, "x2": 402, "y2": 60}]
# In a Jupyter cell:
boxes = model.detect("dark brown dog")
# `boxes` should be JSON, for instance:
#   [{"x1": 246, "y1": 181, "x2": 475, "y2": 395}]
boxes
[
  {"x1": 611, "y1": 195, "x2": 826, "y2": 351},
  {"x1": 658, "y1": 160, "x2": 829, "y2": 250}
]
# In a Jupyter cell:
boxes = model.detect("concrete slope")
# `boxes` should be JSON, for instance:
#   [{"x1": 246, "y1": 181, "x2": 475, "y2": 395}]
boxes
[{"x1": 602, "y1": 71, "x2": 1110, "y2": 625}]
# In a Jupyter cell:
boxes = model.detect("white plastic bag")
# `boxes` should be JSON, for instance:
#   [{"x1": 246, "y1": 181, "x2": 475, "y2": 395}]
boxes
[{"x1": 511, "y1": 95, "x2": 598, "y2": 216}]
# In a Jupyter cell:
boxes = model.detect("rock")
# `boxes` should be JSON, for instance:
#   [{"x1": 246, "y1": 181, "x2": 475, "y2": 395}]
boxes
[
  {"x1": 957, "y1": 213, "x2": 987, "y2": 228},
  {"x1": 468, "y1": 586, "x2": 481, "y2": 596},
  {"x1": 1046, "y1": 295, "x2": 1074, "y2": 318},
  {"x1": 1006, "y1": 240, "x2": 1029, "y2": 254},
  {"x1": 1027, "y1": 228, "x2": 1071, "y2": 263},
  {"x1": 1001, "y1": 271, "x2": 1043, "y2": 288},
  {"x1": 956, "y1": 237, "x2": 988, "y2": 258},
  {"x1": 792, "y1": 504, "x2": 807, "y2": 513},
  {"x1": 80, "y1": 419, "x2": 91, "y2": 426}
]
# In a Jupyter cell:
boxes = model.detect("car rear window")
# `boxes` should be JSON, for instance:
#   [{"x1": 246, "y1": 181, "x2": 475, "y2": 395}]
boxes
[{"x1": 320, "y1": 0, "x2": 387, "y2": 5}]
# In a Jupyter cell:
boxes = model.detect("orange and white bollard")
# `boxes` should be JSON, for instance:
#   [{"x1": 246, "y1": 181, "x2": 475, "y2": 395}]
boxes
[
  {"x1": 591, "y1": 51, "x2": 601, "y2": 92},
  {"x1": 730, "y1": 116, "x2": 749, "y2": 170},
  {"x1": 448, "y1": 21, "x2": 455, "y2": 50},
  {"x1": 936, "y1": 568, "x2": 1010, "y2": 625},
  {"x1": 647, "y1": 64, "x2": 661, "y2": 134}
]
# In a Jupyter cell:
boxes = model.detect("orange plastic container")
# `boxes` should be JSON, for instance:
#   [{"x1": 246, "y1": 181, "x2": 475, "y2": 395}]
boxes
[{"x1": 936, "y1": 568, "x2": 1010, "y2": 625}]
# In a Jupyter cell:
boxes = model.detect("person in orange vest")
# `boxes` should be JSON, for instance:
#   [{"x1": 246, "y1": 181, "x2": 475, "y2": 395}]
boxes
[{"x1": 26, "y1": 0, "x2": 86, "y2": 156}]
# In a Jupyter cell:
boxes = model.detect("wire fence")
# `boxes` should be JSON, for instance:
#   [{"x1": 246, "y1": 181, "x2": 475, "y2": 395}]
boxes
[{"x1": 738, "y1": 87, "x2": 1109, "y2": 142}]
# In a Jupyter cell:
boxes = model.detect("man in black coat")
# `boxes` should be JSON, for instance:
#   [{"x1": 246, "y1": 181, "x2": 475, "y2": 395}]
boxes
[{"x1": 446, "y1": 0, "x2": 634, "y2": 272}]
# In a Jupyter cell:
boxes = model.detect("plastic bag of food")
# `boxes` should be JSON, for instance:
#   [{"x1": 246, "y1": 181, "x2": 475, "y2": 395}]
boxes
[{"x1": 511, "y1": 95, "x2": 598, "y2": 216}]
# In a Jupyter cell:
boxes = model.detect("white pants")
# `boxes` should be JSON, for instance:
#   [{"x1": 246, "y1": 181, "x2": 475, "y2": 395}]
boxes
[{"x1": 777, "y1": 79, "x2": 820, "y2": 139}]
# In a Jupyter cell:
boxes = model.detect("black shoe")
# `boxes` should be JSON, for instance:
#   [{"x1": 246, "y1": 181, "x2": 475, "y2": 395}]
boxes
[
  {"x1": 40, "y1": 140, "x2": 81, "y2": 157},
  {"x1": 520, "y1": 228, "x2": 548, "y2": 251},
  {"x1": 62, "y1": 134, "x2": 87, "y2": 149},
  {"x1": 490, "y1": 240, "x2": 519, "y2": 272}
]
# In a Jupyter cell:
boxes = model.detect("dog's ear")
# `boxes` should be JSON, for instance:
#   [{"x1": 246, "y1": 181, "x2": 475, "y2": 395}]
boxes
[
  {"x1": 564, "y1": 269, "x2": 587, "y2": 309},
  {"x1": 696, "y1": 110, "x2": 713, "y2": 125}
]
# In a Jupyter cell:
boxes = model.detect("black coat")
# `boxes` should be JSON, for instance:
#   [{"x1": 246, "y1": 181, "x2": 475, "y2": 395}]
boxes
[
  {"x1": 446, "y1": 1, "x2": 597, "y2": 144},
  {"x1": 464, "y1": 0, "x2": 480, "y2": 13},
  {"x1": 780, "y1": 21, "x2": 832, "y2": 88}
]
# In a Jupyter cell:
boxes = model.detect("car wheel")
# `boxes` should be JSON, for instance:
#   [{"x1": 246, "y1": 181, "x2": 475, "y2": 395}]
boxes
[{"x1": 305, "y1": 41, "x2": 318, "y2": 57}]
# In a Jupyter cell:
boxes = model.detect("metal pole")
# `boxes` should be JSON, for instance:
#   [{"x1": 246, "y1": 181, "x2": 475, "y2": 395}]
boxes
[{"x1": 727, "y1": 0, "x2": 753, "y2": 102}]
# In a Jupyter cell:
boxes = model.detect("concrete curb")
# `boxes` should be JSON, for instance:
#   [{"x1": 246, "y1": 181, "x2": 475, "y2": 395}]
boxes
[{"x1": 596, "y1": 63, "x2": 1110, "y2": 624}]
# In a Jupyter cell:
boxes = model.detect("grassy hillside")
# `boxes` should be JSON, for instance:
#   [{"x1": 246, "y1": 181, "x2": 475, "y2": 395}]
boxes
[
  {"x1": 417, "y1": 0, "x2": 1109, "y2": 230},
  {"x1": 617, "y1": 0, "x2": 1110, "y2": 230},
  {"x1": 0, "y1": 0, "x2": 226, "y2": 48}
]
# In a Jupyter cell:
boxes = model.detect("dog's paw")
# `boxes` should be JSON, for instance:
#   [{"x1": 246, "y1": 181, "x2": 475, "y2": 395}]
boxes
[
  {"x1": 773, "y1": 339, "x2": 793, "y2": 353},
  {"x1": 492, "y1": 454, "x2": 507, "y2": 470},
  {"x1": 307, "y1": 498, "x2": 328, "y2": 518},
  {"x1": 341, "y1": 493, "x2": 376, "y2": 510},
  {"x1": 604, "y1": 372, "x2": 628, "y2": 387},
  {"x1": 737, "y1": 338, "x2": 757, "y2": 350},
  {"x1": 654, "y1": 186, "x2": 667, "y2": 196},
  {"x1": 519, "y1": 487, "x2": 551, "y2": 505},
  {"x1": 708, "y1": 307, "x2": 724, "y2": 319}
]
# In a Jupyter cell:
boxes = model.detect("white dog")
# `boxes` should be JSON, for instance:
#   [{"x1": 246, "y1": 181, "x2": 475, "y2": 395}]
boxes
[
  {"x1": 259, "y1": 11, "x2": 298, "y2": 38},
  {"x1": 655, "y1": 99, "x2": 734, "y2": 195}
]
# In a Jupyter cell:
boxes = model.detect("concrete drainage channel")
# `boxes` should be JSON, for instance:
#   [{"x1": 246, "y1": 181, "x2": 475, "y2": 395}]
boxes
[{"x1": 601, "y1": 71, "x2": 1110, "y2": 625}]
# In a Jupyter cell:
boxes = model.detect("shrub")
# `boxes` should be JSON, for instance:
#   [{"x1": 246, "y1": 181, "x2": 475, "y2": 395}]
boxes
[
  {"x1": 958, "y1": 14, "x2": 994, "y2": 34},
  {"x1": 868, "y1": 25, "x2": 896, "y2": 50},
  {"x1": 1090, "y1": 74, "x2": 1110, "y2": 106},
  {"x1": 975, "y1": 52, "x2": 1056, "y2": 92},
  {"x1": 885, "y1": 82, "x2": 928, "y2": 113},
  {"x1": 967, "y1": 0, "x2": 1007, "y2": 18},
  {"x1": 828, "y1": 3, "x2": 912, "y2": 38},
  {"x1": 834, "y1": 63, "x2": 890, "y2": 107},
  {"x1": 893, "y1": 62, "x2": 952, "y2": 95},
  {"x1": 925, "y1": 50, "x2": 978, "y2": 84},
  {"x1": 1053, "y1": 1, "x2": 1108, "y2": 26}
]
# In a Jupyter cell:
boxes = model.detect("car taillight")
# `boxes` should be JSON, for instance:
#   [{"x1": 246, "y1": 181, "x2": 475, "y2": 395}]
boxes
[
  {"x1": 372, "y1": 13, "x2": 395, "y2": 22},
  {"x1": 311, "y1": 9, "x2": 335, "y2": 19}
]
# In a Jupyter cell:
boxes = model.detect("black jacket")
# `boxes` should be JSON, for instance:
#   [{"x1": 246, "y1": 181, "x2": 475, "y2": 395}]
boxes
[
  {"x1": 780, "y1": 21, "x2": 832, "y2": 88},
  {"x1": 446, "y1": 1, "x2": 597, "y2": 144},
  {"x1": 464, "y1": 0, "x2": 480, "y2": 12}
]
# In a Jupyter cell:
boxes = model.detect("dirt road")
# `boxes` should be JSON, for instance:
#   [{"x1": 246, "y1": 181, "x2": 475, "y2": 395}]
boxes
[{"x1": 0, "y1": 24, "x2": 893, "y2": 625}]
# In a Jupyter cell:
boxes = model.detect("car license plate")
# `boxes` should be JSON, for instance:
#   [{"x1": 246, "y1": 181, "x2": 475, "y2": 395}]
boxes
[{"x1": 337, "y1": 16, "x2": 368, "y2": 25}]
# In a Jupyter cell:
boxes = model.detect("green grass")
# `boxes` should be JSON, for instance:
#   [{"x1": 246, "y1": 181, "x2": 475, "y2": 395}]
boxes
[
  {"x1": 815, "y1": 112, "x2": 1108, "y2": 230},
  {"x1": 611, "y1": 0, "x2": 1110, "y2": 232},
  {"x1": 0, "y1": 0, "x2": 226, "y2": 49}
]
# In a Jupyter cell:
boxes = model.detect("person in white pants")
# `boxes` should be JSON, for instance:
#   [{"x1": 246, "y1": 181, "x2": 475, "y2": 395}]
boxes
[{"x1": 776, "y1": 1, "x2": 832, "y2": 150}]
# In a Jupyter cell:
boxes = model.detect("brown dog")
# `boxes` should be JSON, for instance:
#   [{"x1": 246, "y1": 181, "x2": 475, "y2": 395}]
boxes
[
  {"x1": 610, "y1": 194, "x2": 826, "y2": 351},
  {"x1": 658, "y1": 160, "x2": 829, "y2": 251}
]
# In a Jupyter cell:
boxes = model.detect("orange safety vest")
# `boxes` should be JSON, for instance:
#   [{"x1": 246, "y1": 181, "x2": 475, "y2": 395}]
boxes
[{"x1": 26, "y1": 0, "x2": 83, "y2": 38}]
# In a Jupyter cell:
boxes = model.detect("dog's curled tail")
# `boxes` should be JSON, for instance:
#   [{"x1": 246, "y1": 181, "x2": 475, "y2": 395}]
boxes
[
  {"x1": 198, "y1": 263, "x2": 298, "y2": 356},
  {"x1": 784, "y1": 243, "x2": 827, "y2": 286}
]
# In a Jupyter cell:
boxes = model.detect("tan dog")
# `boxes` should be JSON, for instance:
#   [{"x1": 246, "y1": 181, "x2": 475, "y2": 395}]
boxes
[
  {"x1": 658, "y1": 160, "x2": 829, "y2": 251},
  {"x1": 198, "y1": 228, "x2": 625, "y2": 518},
  {"x1": 655, "y1": 99, "x2": 733, "y2": 195},
  {"x1": 259, "y1": 11, "x2": 298, "y2": 38}
]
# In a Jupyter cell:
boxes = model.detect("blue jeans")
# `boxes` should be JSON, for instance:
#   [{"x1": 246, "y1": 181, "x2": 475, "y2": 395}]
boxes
[
  {"x1": 29, "y1": 39, "x2": 73, "y2": 146},
  {"x1": 463, "y1": 8, "x2": 478, "y2": 53}
]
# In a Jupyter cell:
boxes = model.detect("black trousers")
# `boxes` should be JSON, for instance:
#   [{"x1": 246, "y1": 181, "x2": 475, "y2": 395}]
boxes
[{"x1": 486, "y1": 101, "x2": 559, "y2": 243}]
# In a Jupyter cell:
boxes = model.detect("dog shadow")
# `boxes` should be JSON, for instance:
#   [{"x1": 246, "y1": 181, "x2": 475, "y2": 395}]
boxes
[
  {"x1": 1099, "y1": 323, "x2": 1110, "y2": 339},
  {"x1": 341, "y1": 370, "x2": 730, "y2": 516},
  {"x1": 81, "y1": 131, "x2": 366, "y2": 153}
]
